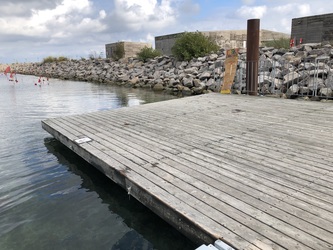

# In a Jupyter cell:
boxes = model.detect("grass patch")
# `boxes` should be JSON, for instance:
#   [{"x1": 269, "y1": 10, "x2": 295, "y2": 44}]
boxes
[
  {"x1": 42, "y1": 56, "x2": 69, "y2": 64},
  {"x1": 263, "y1": 38, "x2": 290, "y2": 49}
]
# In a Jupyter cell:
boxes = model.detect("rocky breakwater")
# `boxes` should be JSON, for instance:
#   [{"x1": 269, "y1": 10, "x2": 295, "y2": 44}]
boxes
[
  {"x1": 15, "y1": 53, "x2": 226, "y2": 96},
  {"x1": 256, "y1": 43, "x2": 333, "y2": 99},
  {"x1": 14, "y1": 43, "x2": 333, "y2": 98}
]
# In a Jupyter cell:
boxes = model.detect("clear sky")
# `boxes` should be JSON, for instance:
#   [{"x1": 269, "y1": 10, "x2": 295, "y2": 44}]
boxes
[{"x1": 0, "y1": 0, "x2": 332, "y2": 63}]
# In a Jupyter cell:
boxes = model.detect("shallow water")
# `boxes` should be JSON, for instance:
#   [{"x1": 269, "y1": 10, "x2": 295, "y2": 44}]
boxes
[{"x1": 0, "y1": 75, "x2": 196, "y2": 250}]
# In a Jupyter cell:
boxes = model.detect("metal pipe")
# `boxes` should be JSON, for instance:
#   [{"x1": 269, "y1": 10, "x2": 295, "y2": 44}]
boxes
[{"x1": 246, "y1": 19, "x2": 260, "y2": 95}]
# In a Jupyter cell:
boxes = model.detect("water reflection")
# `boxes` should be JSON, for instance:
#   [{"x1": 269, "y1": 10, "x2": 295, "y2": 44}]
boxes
[
  {"x1": 111, "y1": 230, "x2": 153, "y2": 250},
  {"x1": 0, "y1": 75, "x2": 195, "y2": 250},
  {"x1": 43, "y1": 137, "x2": 195, "y2": 250}
]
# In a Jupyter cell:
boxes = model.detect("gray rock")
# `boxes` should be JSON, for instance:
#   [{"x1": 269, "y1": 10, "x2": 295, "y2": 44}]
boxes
[
  {"x1": 118, "y1": 74, "x2": 129, "y2": 82},
  {"x1": 270, "y1": 68, "x2": 283, "y2": 79},
  {"x1": 307, "y1": 77, "x2": 325, "y2": 91},
  {"x1": 205, "y1": 78, "x2": 214, "y2": 87},
  {"x1": 308, "y1": 49, "x2": 325, "y2": 57},
  {"x1": 190, "y1": 61, "x2": 203, "y2": 68},
  {"x1": 153, "y1": 70, "x2": 161, "y2": 79},
  {"x1": 325, "y1": 75, "x2": 333, "y2": 88},
  {"x1": 193, "y1": 79, "x2": 206, "y2": 88},
  {"x1": 184, "y1": 67, "x2": 199, "y2": 75},
  {"x1": 283, "y1": 71, "x2": 301, "y2": 85},
  {"x1": 272, "y1": 54, "x2": 282, "y2": 61},
  {"x1": 206, "y1": 79, "x2": 220, "y2": 91},
  {"x1": 308, "y1": 69, "x2": 328, "y2": 77},
  {"x1": 319, "y1": 88, "x2": 333, "y2": 96},
  {"x1": 182, "y1": 77, "x2": 194, "y2": 88},
  {"x1": 199, "y1": 71, "x2": 211, "y2": 80},
  {"x1": 129, "y1": 76, "x2": 139, "y2": 85},
  {"x1": 208, "y1": 54, "x2": 218, "y2": 61},
  {"x1": 299, "y1": 86, "x2": 310, "y2": 95},
  {"x1": 157, "y1": 59, "x2": 168, "y2": 67},
  {"x1": 302, "y1": 62, "x2": 315, "y2": 70},
  {"x1": 153, "y1": 83, "x2": 164, "y2": 91},
  {"x1": 182, "y1": 87, "x2": 192, "y2": 96},
  {"x1": 169, "y1": 78, "x2": 180, "y2": 86},
  {"x1": 177, "y1": 61, "x2": 188, "y2": 69},
  {"x1": 192, "y1": 86, "x2": 205, "y2": 94},
  {"x1": 271, "y1": 78, "x2": 284, "y2": 90},
  {"x1": 262, "y1": 46, "x2": 275, "y2": 52},
  {"x1": 197, "y1": 57, "x2": 206, "y2": 62},
  {"x1": 289, "y1": 84, "x2": 300, "y2": 94}
]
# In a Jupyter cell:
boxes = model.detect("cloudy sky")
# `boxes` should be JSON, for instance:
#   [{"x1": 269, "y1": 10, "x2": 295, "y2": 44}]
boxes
[{"x1": 0, "y1": 0, "x2": 332, "y2": 63}]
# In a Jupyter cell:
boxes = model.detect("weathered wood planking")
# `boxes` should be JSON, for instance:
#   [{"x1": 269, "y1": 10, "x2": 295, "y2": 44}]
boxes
[{"x1": 42, "y1": 93, "x2": 333, "y2": 250}]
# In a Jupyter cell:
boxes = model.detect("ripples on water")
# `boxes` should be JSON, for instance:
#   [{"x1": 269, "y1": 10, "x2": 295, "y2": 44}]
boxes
[{"x1": 0, "y1": 75, "x2": 196, "y2": 250}]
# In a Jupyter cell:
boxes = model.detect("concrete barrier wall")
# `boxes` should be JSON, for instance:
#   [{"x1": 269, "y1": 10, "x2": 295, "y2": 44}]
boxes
[
  {"x1": 105, "y1": 42, "x2": 151, "y2": 59},
  {"x1": 155, "y1": 30, "x2": 290, "y2": 56},
  {"x1": 291, "y1": 13, "x2": 333, "y2": 46}
]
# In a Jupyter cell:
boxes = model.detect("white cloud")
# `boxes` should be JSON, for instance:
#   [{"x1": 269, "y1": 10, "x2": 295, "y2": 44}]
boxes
[
  {"x1": 2, "y1": 0, "x2": 333, "y2": 63},
  {"x1": 0, "y1": 0, "x2": 110, "y2": 62},
  {"x1": 236, "y1": 5, "x2": 267, "y2": 19},
  {"x1": 108, "y1": 0, "x2": 177, "y2": 31},
  {"x1": 298, "y1": 4, "x2": 311, "y2": 16},
  {"x1": 273, "y1": 3, "x2": 294, "y2": 14},
  {"x1": 143, "y1": 33, "x2": 155, "y2": 46},
  {"x1": 99, "y1": 10, "x2": 106, "y2": 19},
  {"x1": 146, "y1": 33, "x2": 154, "y2": 42},
  {"x1": 0, "y1": 0, "x2": 96, "y2": 37}
]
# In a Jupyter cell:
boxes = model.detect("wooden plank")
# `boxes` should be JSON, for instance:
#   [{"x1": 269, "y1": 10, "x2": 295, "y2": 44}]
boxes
[
  {"x1": 65, "y1": 96, "x2": 333, "y2": 213},
  {"x1": 44, "y1": 118, "x2": 320, "y2": 249},
  {"x1": 58, "y1": 114, "x2": 333, "y2": 247},
  {"x1": 89, "y1": 105, "x2": 330, "y2": 161},
  {"x1": 143, "y1": 161, "x2": 332, "y2": 249},
  {"x1": 72, "y1": 111, "x2": 333, "y2": 201},
  {"x1": 88, "y1": 121, "x2": 333, "y2": 224},
  {"x1": 43, "y1": 117, "x2": 260, "y2": 249},
  {"x1": 98, "y1": 115, "x2": 332, "y2": 195},
  {"x1": 52, "y1": 94, "x2": 333, "y2": 218},
  {"x1": 42, "y1": 94, "x2": 333, "y2": 250}
]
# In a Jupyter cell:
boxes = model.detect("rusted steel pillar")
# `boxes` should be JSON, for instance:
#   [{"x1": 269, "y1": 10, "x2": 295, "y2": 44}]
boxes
[{"x1": 246, "y1": 19, "x2": 260, "y2": 95}]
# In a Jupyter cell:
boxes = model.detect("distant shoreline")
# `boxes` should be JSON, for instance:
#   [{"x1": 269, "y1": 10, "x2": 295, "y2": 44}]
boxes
[{"x1": 2, "y1": 43, "x2": 333, "y2": 100}]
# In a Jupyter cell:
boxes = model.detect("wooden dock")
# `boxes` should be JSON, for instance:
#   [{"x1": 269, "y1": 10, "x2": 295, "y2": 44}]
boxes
[{"x1": 42, "y1": 93, "x2": 333, "y2": 250}]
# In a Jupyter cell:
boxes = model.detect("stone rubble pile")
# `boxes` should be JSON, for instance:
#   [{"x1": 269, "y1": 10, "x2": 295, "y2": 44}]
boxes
[
  {"x1": 256, "y1": 43, "x2": 333, "y2": 99},
  {"x1": 11, "y1": 43, "x2": 333, "y2": 98}
]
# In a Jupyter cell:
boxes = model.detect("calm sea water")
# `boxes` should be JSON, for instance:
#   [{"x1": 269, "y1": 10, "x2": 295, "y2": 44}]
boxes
[{"x1": 0, "y1": 75, "x2": 196, "y2": 250}]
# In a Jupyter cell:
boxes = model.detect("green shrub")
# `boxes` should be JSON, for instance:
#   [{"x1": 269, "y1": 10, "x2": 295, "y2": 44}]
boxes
[
  {"x1": 171, "y1": 31, "x2": 220, "y2": 61},
  {"x1": 137, "y1": 46, "x2": 162, "y2": 62},
  {"x1": 42, "y1": 56, "x2": 69, "y2": 64},
  {"x1": 112, "y1": 42, "x2": 125, "y2": 61},
  {"x1": 57, "y1": 56, "x2": 69, "y2": 62},
  {"x1": 263, "y1": 38, "x2": 290, "y2": 49},
  {"x1": 42, "y1": 56, "x2": 57, "y2": 63}
]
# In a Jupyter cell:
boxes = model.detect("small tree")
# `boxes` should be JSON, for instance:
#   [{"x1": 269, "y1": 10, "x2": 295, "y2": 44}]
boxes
[
  {"x1": 171, "y1": 31, "x2": 220, "y2": 61},
  {"x1": 137, "y1": 46, "x2": 162, "y2": 62},
  {"x1": 112, "y1": 42, "x2": 125, "y2": 61}
]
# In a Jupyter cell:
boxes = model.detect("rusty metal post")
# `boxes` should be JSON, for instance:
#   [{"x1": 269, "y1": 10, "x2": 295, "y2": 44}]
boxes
[{"x1": 246, "y1": 19, "x2": 260, "y2": 95}]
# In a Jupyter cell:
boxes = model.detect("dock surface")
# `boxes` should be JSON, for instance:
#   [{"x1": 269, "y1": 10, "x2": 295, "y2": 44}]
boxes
[{"x1": 42, "y1": 93, "x2": 333, "y2": 250}]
